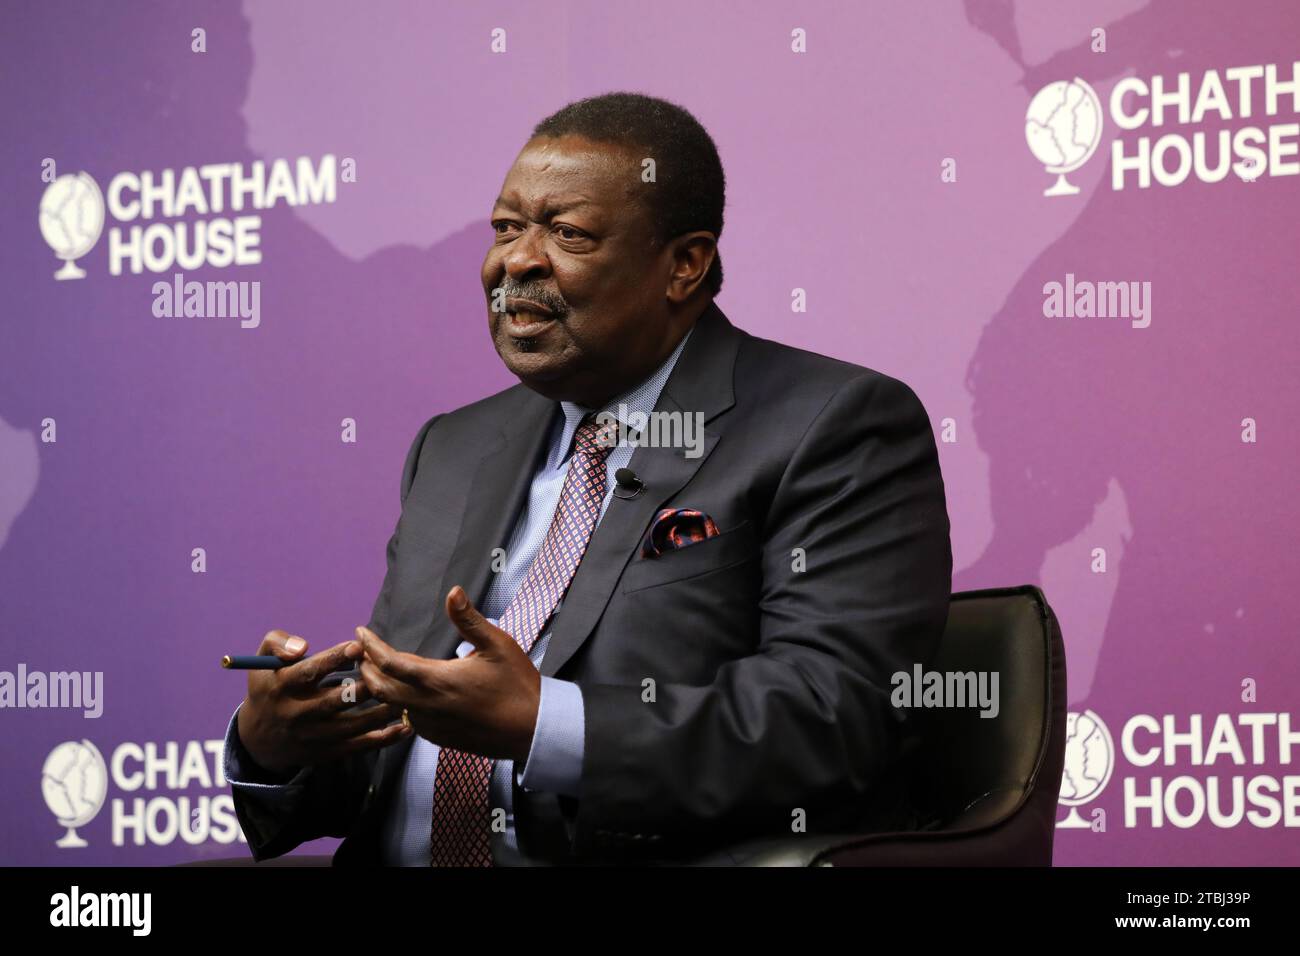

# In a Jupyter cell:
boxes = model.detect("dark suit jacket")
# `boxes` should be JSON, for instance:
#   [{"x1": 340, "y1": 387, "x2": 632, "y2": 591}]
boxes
[{"x1": 230, "y1": 301, "x2": 953, "y2": 865}]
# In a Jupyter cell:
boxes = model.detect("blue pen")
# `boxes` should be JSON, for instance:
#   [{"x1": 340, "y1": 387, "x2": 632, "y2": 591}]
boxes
[{"x1": 221, "y1": 655, "x2": 356, "y2": 674}]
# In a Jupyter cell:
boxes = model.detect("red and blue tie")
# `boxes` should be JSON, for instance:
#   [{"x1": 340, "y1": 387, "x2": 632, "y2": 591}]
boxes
[{"x1": 429, "y1": 413, "x2": 617, "y2": 866}]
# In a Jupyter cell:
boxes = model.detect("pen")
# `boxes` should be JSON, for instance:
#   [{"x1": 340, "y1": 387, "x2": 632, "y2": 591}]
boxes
[{"x1": 221, "y1": 655, "x2": 357, "y2": 673}]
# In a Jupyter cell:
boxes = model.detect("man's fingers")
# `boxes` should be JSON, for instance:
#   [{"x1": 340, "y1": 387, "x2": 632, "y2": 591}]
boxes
[
  {"x1": 282, "y1": 639, "x2": 364, "y2": 687},
  {"x1": 358, "y1": 658, "x2": 417, "y2": 708},
  {"x1": 257, "y1": 629, "x2": 309, "y2": 661},
  {"x1": 331, "y1": 718, "x2": 413, "y2": 760},
  {"x1": 290, "y1": 672, "x2": 377, "y2": 715},
  {"x1": 331, "y1": 701, "x2": 405, "y2": 737},
  {"x1": 313, "y1": 674, "x2": 378, "y2": 712},
  {"x1": 284, "y1": 698, "x2": 402, "y2": 741},
  {"x1": 355, "y1": 626, "x2": 427, "y2": 683}
]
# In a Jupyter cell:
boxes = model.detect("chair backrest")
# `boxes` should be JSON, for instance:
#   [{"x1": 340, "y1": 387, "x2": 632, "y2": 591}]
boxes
[
  {"x1": 905, "y1": 586, "x2": 1066, "y2": 849},
  {"x1": 698, "y1": 585, "x2": 1070, "y2": 866}
]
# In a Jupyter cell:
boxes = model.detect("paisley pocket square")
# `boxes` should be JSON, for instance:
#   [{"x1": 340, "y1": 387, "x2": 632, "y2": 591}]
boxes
[{"x1": 641, "y1": 508, "x2": 721, "y2": 559}]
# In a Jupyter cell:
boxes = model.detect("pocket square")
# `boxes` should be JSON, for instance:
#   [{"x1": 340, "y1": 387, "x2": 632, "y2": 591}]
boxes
[{"x1": 641, "y1": 508, "x2": 720, "y2": 559}]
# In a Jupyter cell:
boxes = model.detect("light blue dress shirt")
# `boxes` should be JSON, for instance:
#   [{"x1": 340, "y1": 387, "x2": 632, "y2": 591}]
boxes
[{"x1": 223, "y1": 326, "x2": 692, "y2": 865}]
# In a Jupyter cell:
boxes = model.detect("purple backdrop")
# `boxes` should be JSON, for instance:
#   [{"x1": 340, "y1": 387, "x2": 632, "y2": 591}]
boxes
[{"x1": 2, "y1": 0, "x2": 1297, "y2": 865}]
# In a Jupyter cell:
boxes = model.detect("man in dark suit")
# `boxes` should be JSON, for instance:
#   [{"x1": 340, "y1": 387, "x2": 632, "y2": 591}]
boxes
[{"x1": 223, "y1": 91, "x2": 952, "y2": 866}]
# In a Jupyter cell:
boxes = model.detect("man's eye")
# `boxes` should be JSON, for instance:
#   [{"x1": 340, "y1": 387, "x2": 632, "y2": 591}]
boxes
[
  {"x1": 554, "y1": 225, "x2": 584, "y2": 240},
  {"x1": 492, "y1": 221, "x2": 518, "y2": 235}
]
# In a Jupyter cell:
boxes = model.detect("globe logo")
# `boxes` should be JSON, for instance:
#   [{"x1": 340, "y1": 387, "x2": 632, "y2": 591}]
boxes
[
  {"x1": 1057, "y1": 709, "x2": 1114, "y2": 829},
  {"x1": 38, "y1": 172, "x2": 105, "y2": 280},
  {"x1": 1025, "y1": 78, "x2": 1104, "y2": 197},
  {"x1": 41, "y1": 739, "x2": 108, "y2": 847}
]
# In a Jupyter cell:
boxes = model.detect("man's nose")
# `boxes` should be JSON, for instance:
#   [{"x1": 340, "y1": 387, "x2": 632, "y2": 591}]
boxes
[{"x1": 503, "y1": 225, "x2": 550, "y2": 280}]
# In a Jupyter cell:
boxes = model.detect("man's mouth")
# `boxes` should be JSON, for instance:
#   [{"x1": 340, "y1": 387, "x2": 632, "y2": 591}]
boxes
[
  {"x1": 504, "y1": 297, "x2": 559, "y2": 337},
  {"x1": 505, "y1": 296, "x2": 555, "y2": 317}
]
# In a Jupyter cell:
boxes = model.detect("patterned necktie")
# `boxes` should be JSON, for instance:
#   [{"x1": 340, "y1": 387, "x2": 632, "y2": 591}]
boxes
[{"x1": 429, "y1": 413, "x2": 617, "y2": 866}]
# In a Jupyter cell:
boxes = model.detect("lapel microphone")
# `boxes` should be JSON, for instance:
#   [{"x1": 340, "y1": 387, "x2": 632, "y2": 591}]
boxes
[{"x1": 613, "y1": 467, "x2": 645, "y2": 499}]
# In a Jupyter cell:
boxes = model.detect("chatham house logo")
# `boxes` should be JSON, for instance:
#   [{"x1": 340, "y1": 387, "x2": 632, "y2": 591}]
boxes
[
  {"x1": 1057, "y1": 709, "x2": 1114, "y2": 828},
  {"x1": 1025, "y1": 78, "x2": 1104, "y2": 197},
  {"x1": 41, "y1": 739, "x2": 109, "y2": 847},
  {"x1": 39, "y1": 172, "x2": 106, "y2": 280}
]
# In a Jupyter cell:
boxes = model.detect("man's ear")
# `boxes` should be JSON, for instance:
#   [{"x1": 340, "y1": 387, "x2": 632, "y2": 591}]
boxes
[{"x1": 666, "y1": 231, "x2": 717, "y2": 305}]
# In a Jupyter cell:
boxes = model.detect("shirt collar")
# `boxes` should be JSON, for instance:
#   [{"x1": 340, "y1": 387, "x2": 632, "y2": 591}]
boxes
[{"x1": 551, "y1": 324, "x2": 695, "y2": 469}]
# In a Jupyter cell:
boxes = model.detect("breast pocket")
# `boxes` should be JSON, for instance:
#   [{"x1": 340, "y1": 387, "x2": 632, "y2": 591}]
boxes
[{"x1": 620, "y1": 519, "x2": 758, "y2": 593}]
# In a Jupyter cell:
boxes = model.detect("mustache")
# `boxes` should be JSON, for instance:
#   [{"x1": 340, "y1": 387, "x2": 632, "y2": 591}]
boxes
[{"x1": 493, "y1": 279, "x2": 569, "y2": 318}]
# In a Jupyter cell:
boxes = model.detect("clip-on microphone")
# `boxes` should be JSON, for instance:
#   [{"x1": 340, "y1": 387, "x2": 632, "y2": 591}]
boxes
[{"x1": 613, "y1": 467, "x2": 645, "y2": 499}]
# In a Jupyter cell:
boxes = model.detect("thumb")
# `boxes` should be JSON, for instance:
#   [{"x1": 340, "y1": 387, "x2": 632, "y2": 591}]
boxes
[
  {"x1": 259, "y1": 629, "x2": 308, "y2": 661},
  {"x1": 445, "y1": 585, "x2": 504, "y2": 653}
]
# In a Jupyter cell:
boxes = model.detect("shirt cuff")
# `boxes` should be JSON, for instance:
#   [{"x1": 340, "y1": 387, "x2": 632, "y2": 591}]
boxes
[
  {"x1": 516, "y1": 677, "x2": 584, "y2": 797},
  {"x1": 223, "y1": 703, "x2": 311, "y2": 792}
]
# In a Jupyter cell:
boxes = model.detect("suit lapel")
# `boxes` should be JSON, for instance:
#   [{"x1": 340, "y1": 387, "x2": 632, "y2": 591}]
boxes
[
  {"x1": 539, "y1": 302, "x2": 741, "y2": 677},
  {"x1": 411, "y1": 388, "x2": 556, "y2": 661},
  {"x1": 378, "y1": 386, "x2": 554, "y2": 808}
]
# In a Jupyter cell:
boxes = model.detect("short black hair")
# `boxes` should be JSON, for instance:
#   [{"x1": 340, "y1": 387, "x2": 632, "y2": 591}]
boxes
[{"x1": 532, "y1": 91, "x2": 726, "y2": 297}]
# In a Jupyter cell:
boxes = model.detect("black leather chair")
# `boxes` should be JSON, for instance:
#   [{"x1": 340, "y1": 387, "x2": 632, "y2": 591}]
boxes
[
  {"x1": 682, "y1": 585, "x2": 1067, "y2": 866},
  {"x1": 182, "y1": 585, "x2": 1065, "y2": 868}
]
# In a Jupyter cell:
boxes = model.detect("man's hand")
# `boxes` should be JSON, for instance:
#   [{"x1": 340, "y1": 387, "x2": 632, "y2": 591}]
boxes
[
  {"x1": 236, "y1": 630, "x2": 413, "y2": 777},
  {"x1": 355, "y1": 585, "x2": 542, "y2": 763}
]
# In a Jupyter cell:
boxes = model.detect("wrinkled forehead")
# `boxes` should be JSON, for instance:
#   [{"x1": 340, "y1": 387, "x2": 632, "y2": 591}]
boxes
[{"x1": 496, "y1": 135, "x2": 645, "y2": 210}]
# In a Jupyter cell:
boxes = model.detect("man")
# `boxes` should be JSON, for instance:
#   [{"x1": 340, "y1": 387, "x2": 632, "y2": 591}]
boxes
[{"x1": 223, "y1": 91, "x2": 952, "y2": 866}]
